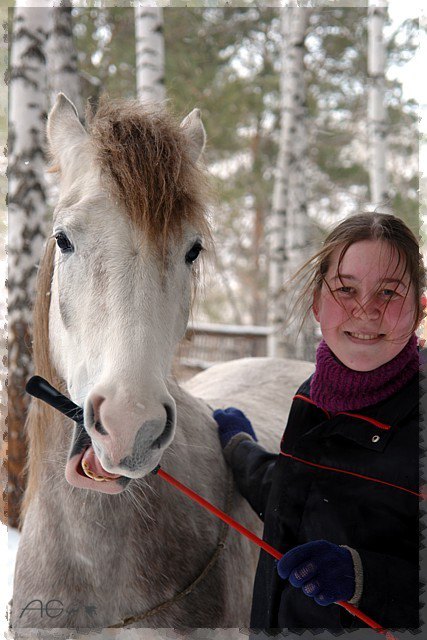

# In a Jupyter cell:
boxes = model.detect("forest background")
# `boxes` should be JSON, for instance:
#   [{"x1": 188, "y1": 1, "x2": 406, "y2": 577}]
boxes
[
  {"x1": 3, "y1": 1, "x2": 424, "y2": 339},
  {"x1": 72, "y1": 3, "x2": 421, "y2": 330}
]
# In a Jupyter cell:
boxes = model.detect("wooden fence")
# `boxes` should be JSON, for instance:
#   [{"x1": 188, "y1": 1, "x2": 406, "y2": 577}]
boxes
[{"x1": 173, "y1": 321, "x2": 272, "y2": 381}]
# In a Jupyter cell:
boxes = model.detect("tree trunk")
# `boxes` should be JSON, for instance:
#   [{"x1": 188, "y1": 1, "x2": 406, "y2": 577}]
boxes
[
  {"x1": 134, "y1": 6, "x2": 166, "y2": 104},
  {"x1": 0, "y1": 2, "x2": 7, "y2": 525},
  {"x1": 47, "y1": 4, "x2": 83, "y2": 118},
  {"x1": 250, "y1": 119, "x2": 267, "y2": 326},
  {"x1": 368, "y1": 0, "x2": 388, "y2": 207},
  {"x1": 8, "y1": 4, "x2": 51, "y2": 527},
  {"x1": 267, "y1": 7, "x2": 312, "y2": 359}
]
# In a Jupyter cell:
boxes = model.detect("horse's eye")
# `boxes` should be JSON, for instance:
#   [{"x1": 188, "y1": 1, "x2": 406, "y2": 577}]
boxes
[
  {"x1": 55, "y1": 232, "x2": 74, "y2": 253},
  {"x1": 185, "y1": 242, "x2": 203, "y2": 264}
]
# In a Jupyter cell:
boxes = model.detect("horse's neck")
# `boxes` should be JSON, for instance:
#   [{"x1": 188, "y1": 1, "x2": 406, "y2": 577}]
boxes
[{"x1": 161, "y1": 379, "x2": 226, "y2": 493}]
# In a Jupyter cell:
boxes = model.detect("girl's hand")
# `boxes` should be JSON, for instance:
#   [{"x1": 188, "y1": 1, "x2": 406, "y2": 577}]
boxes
[
  {"x1": 277, "y1": 540, "x2": 356, "y2": 605},
  {"x1": 212, "y1": 407, "x2": 258, "y2": 448}
]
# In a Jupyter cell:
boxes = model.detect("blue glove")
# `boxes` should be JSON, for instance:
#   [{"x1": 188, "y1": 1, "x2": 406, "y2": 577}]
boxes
[
  {"x1": 277, "y1": 540, "x2": 355, "y2": 606},
  {"x1": 213, "y1": 407, "x2": 258, "y2": 449}
]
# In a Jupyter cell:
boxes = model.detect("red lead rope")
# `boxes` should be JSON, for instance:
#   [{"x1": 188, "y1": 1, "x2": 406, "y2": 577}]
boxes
[{"x1": 155, "y1": 467, "x2": 397, "y2": 640}]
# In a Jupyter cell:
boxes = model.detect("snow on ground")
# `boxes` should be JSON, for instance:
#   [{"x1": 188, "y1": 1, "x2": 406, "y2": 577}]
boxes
[
  {"x1": 1, "y1": 525, "x2": 19, "y2": 634},
  {"x1": 1, "y1": 526, "x2": 19, "y2": 633}
]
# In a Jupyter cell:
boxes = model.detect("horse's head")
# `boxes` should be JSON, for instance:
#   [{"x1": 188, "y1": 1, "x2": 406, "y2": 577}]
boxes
[{"x1": 46, "y1": 94, "x2": 210, "y2": 494}]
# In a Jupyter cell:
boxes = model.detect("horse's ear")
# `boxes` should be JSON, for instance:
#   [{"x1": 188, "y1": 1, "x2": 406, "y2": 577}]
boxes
[
  {"x1": 47, "y1": 93, "x2": 88, "y2": 166},
  {"x1": 180, "y1": 108, "x2": 206, "y2": 163}
]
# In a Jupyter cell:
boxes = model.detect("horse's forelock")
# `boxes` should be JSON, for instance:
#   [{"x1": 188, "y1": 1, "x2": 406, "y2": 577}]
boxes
[{"x1": 88, "y1": 98, "x2": 211, "y2": 260}]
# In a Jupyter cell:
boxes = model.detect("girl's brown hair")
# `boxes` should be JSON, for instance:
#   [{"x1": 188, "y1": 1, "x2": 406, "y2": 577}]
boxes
[{"x1": 292, "y1": 212, "x2": 425, "y2": 335}]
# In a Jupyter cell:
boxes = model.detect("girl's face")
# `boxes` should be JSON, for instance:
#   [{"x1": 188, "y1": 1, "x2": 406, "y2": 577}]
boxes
[{"x1": 313, "y1": 239, "x2": 417, "y2": 371}]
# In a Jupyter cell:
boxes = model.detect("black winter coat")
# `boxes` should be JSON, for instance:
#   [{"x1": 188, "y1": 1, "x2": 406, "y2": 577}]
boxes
[{"x1": 224, "y1": 372, "x2": 420, "y2": 631}]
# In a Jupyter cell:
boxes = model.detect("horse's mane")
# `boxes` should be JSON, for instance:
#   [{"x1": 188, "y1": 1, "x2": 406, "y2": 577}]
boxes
[
  {"x1": 22, "y1": 99, "x2": 212, "y2": 520},
  {"x1": 22, "y1": 238, "x2": 64, "y2": 520},
  {"x1": 87, "y1": 97, "x2": 211, "y2": 258}
]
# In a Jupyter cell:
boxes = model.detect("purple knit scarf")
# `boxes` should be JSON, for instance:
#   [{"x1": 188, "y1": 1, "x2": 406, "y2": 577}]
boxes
[{"x1": 310, "y1": 334, "x2": 419, "y2": 413}]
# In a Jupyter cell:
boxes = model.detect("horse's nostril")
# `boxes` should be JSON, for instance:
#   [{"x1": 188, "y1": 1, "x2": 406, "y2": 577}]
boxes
[
  {"x1": 164, "y1": 403, "x2": 174, "y2": 425},
  {"x1": 95, "y1": 420, "x2": 108, "y2": 435},
  {"x1": 89, "y1": 394, "x2": 108, "y2": 435},
  {"x1": 91, "y1": 393, "x2": 105, "y2": 420},
  {"x1": 152, "y1": 403, "x2": 175, "y2": 449}
]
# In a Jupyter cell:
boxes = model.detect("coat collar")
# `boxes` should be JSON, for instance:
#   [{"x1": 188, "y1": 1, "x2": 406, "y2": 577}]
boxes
[{"x1": 295, "y1": 371, "x2": 419, "y2": 432}]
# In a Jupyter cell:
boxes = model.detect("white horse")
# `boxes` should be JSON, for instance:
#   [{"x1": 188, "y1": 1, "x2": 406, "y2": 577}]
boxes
[{"x1": 11, "y1": 94, "x2": 314, "y2": 637}]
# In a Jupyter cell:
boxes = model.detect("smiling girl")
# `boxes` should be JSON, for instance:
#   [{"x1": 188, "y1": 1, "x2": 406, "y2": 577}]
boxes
[{"x1": 214, "y1": 212, "x2": 424, "y2": 631}]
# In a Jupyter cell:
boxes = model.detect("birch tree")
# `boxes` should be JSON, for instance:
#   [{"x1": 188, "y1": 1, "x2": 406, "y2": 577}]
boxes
[
  {"x1": 134, "y1": 6, "x2": 166, "y2": 104},
  {"x1": 0, "y1": 0, "x2": 7, "y2": 526},
  {"x1": 267, "y1": 7, "x2": 312, "y2": 359},
  {"x1": 8, "y1": 4, "x2": 51, "y2": 526},
  {"x1": 47, "y1": 4, "x2": 83, "y2": 118},
  {"x1": 368, "y1": 0, "x2": 388, "y2": 207}
]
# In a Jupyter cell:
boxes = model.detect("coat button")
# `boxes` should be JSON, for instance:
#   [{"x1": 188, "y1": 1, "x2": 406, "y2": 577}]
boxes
[{"x1": 372, "y1": 435, "x2": 380, "y2": 443}]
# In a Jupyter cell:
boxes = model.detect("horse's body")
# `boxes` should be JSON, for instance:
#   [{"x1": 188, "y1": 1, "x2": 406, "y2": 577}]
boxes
[{"x1": 11, "y1": 95, "x2": 314, "y2": 634}]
